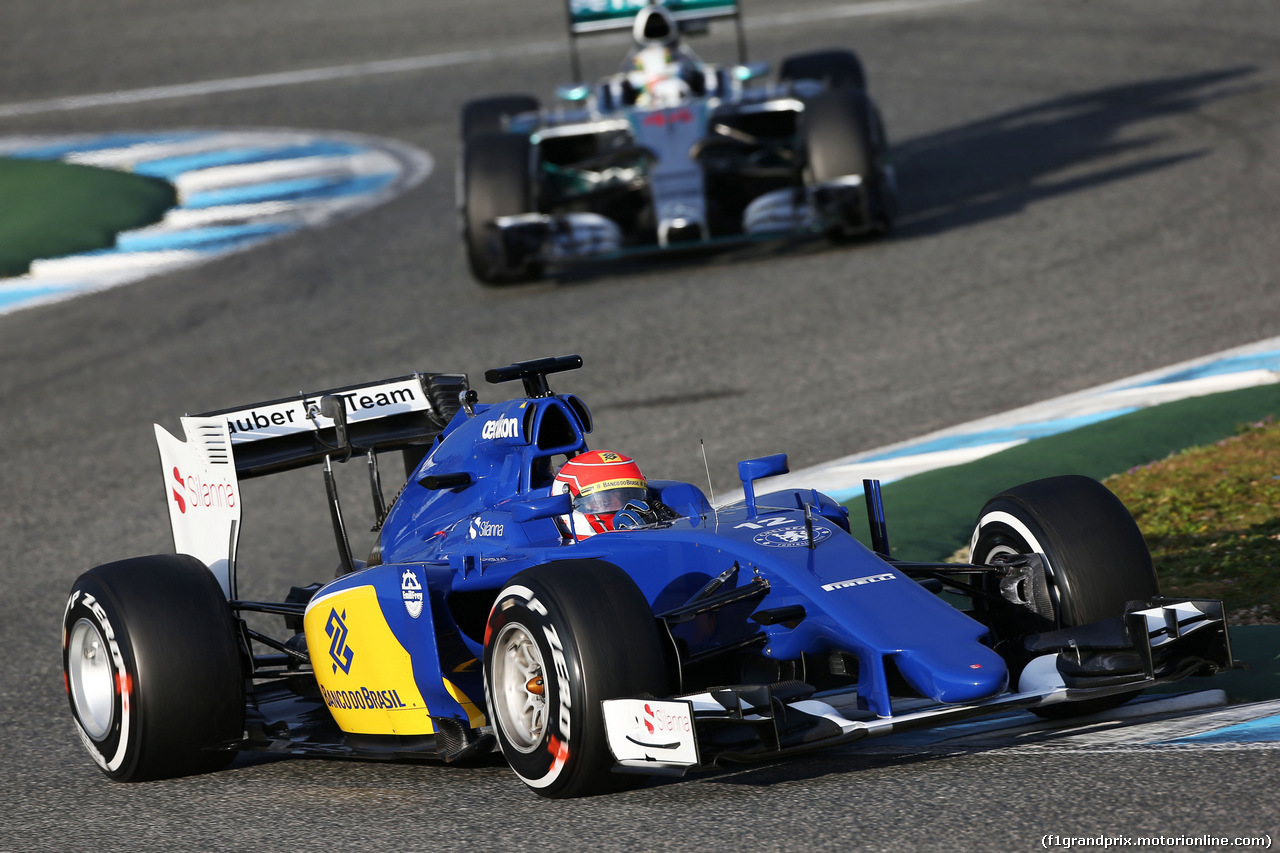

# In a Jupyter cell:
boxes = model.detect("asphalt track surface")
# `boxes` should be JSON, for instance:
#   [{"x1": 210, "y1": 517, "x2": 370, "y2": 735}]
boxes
[{"x1": 3, "y1": 1, "x2": 1279, "y2": 850}]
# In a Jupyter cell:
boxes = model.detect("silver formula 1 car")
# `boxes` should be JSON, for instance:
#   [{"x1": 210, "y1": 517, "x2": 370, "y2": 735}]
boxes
[{"x1": 459, "y1": 0, "x2": 896, "y2": 283}]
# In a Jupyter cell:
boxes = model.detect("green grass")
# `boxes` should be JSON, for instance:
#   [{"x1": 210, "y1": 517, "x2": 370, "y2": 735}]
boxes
[
  {"x1": 0, "y1": 157, "x2": 176, "y2": 276},
  {"x1": 1105, "y1": 416, "x2": 1280, "y2": 624},
  {"x1": 843, "y1": 383, "x2": 1280, "y2": 625},
  {"x1": 849, "y1": 383, "x2": 1280, "y2": 559}
]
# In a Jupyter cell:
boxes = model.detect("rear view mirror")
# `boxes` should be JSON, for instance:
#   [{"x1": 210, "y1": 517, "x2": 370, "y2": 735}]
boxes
[
  {"x1": 555, "y1": 84, "x2": 591, "y2": 103},
  {"x1": 738, "y1": 453, "x2": 789, "y2": 519},
  {"x1": 511, "y1": 492, "x2": 572, "y2": 522},
  {"x1": 734, "y1": 61, "x2": 771, "y2": 81},
  {"x1": 739, "y1": 453, "x2": 788, "y2": 483}
]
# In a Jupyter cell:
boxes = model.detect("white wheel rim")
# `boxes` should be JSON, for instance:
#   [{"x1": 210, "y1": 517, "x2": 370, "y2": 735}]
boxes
[
  {"x1": 68, "y1": 618, "x2": 115, "y2": 741},
  {"x1": 490, "y1": 622, "x2": 548, "y2": 753},
  {"x1": 973, "y1": 511, "x2": 1061, "y2": 611},
  {"x1": 979, "y1": 543, "x2": 1021, "y2": 564}
]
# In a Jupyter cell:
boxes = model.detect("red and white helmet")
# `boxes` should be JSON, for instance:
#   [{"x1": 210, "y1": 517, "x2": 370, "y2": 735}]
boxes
[{"x1": 552, "y1": 450, "x2": 649, "y2": 538}]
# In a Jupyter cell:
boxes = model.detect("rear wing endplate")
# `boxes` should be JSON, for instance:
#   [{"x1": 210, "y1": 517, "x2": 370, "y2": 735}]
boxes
[{"x1": 156, "y1": 417, "x2": 242, "y2": 598}]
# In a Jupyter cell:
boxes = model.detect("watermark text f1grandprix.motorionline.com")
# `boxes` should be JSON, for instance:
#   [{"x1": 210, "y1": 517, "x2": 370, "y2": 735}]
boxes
[{"x1": 1042, "y1": 835, "x2": 1272, "y2": 850}]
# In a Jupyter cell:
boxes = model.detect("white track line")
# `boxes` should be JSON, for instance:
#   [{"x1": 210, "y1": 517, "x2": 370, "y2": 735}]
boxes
[
  {"x1": 721, "y1": 335, "x2": 1280, "y2": 504},
  {"x1": 0, "y1": 0, "x2": 987, "y2": 118},
  {"x1": 0, "y1": 130, "x2": 433, "y2": 316}
]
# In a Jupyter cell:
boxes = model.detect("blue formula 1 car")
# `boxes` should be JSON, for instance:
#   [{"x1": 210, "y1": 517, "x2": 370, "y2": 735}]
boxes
[{"x1": 63, "y1": 356, "x2": 1234, "y2": 797}]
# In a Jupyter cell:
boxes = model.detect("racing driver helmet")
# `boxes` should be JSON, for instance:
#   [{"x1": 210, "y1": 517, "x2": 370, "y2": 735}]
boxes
[
  {"x1": 552, "y1": 450, "x2": 650, "y2": 538},
  {"x1": 632, "y1": 4, "x2": 680, "y2": 49}
]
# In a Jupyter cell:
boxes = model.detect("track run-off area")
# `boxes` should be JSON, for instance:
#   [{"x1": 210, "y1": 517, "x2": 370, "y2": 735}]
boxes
[{"x1": 2, "y1": 1, "x2": 1279, "y2": 850}]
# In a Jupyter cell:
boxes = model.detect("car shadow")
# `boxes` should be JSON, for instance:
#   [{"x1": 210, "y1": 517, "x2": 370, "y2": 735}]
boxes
[
  {"x1": 890, "y1": 66, "x2": 1257, "y2": 238},
  {"x1": 539, "y1": 65, "x2": 1256, "y2": 285}
]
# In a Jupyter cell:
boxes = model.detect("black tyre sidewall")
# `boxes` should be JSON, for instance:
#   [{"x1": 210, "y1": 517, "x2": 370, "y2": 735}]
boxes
[
  {"x1": 801, "y1": 87, "x2": 894, "y2": 234},
  {"x1": 63, "y1": 573, "x2": 136, "y2": 778},
  {"x1": 461, "y1": 132, "x2": 537, "y2": 284},
  {"x1": 972, "y1": 475, "x2": 1159, "y2": 628},
  {"x1": 483, "y1": 561, "x2": 668, "y2": 798},
  {"x1": 63, "y1": 554, "x2": 245, "y2": 781},
  {"x1": 802, "y1": 88, "x2": 875, "y2": 184}
]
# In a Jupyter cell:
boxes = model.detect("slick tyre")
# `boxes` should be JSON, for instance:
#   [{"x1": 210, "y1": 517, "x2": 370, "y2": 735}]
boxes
[
  {"x1": 63, "y1": 554, "x2": 245, "y2": 781},
  {"x1": 802, "y1": 88, "x2": 895, "y2": 236},
  {"x1": 484, "y1": 560, "x2": 670, "y2": 798},
  {"x1": 970, "y1": 475, "x2": 1160, "y2": 717},
  {"x1": 779, "y1": 48, "x2": 867, "y2": 91},
  {"x1": 461, "y1": 131, "x2": 541, "y2": 284},
  {"x1": 461, "y1": 94, "x2": 540, "y2": 140}
]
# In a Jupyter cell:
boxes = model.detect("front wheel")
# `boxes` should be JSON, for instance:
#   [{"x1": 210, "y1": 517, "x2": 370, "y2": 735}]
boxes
[
  {"x1": 63, "y1": 554, "x2": 245, "y2": 781},
  {"x1": 802, "y1": 88, "x2": 895, "y2": 237},
  {"x1": 484, "y1": 560, "x2": 670, "y2": 798},
  {"x1": 971, "y1": 475, "x2": 1159, "y2": 717},
  {"x1": 461, "y1": 131, "x2": 542, "y2": 284}
]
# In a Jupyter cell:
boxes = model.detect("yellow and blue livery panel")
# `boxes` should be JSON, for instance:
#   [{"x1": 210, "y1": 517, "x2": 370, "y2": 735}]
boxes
[{"x1": 303, "y1": 565, "x2": 485, "y2": 736}]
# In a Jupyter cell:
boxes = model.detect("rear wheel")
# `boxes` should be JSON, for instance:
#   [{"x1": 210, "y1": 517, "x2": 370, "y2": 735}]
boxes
[
  {"x1": 461, "y1": 131, "x2": 541, "y2": 284},
  {"x1": 971, "y1": 475, "x2": 1160, "y2": 717},
  {"x1": 63, "y1": 554, "x2": 245, "y2": 781},
  {"x1": 483, "y1": 560, "x2": 670, "y2": 798}
]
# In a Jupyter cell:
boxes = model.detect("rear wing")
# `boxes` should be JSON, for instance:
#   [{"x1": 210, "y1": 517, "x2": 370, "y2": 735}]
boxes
[
  {"x1": 193, "y1": 372, "x2": 463, "y2": 479},
  {"x1": 154, "y1": 372, "x2": 466, "y2": 596},
  {"x1": 567, "y1": 0, "x2": 740, "y2": 34},
  {"x1": 564, "y1": 0, "x2": 747, "y2": 80}
]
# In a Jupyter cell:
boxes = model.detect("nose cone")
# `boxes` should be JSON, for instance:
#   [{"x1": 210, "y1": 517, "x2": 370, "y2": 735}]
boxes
[{"x1": 894, "y1": 642, "x2": 1009, "y2": 705}]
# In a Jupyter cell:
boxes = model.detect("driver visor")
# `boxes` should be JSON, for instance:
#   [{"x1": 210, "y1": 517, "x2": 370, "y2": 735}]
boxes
[{"x1": 574, "y1": 479, "x2": 648, "y2": 515}]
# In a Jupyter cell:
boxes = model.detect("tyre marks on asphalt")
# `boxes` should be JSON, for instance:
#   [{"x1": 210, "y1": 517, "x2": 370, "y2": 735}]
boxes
[
  {"x1": 0, "y1": 0, "x2": 988, "y2": 119},
  {"x1": 0, "y1": 130, "x2": 433, "y2": 316}
]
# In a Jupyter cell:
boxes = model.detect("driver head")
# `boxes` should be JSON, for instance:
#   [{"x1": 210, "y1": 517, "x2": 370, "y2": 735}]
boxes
[{"x1": 552, "y1": 450, "x2": 649, "y2": 538}]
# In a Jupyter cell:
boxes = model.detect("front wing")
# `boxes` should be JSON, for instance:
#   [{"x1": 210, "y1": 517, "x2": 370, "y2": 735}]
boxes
[
  {"x1": 485, "y1": 176, "x2": 874, "y2": 268},
  {"x1": 602, "y1": 598, "x2": 1234, "y2": 775}
]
